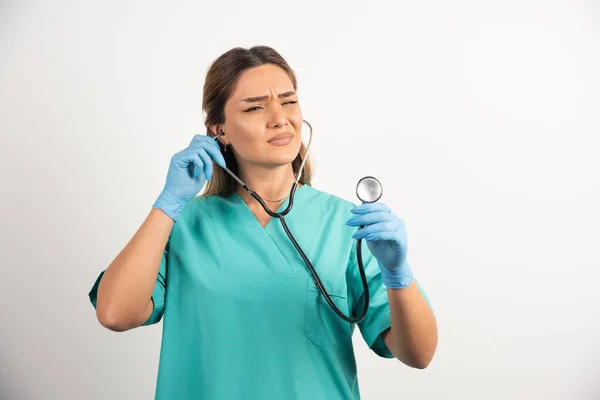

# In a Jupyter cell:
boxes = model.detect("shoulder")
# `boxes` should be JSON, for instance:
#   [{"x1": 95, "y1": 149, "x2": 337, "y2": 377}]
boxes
[
  {"x1": 303, "y1": 184, "x2": 357, "y2": 213},
  {"x1": 167, "y1": 194, "x2": 232, "y2": 242},
  {"x1": 172, "y1": 194, "x2": 220, "y2": 228},
  {"x1": 302, "y1": 185, "x2": 359, "y2": 261},
  {"x1": 301, "y1": 185, "x2": 358, "y2": 237},
  {"x1": 181, "y1": 194, "x2": 209, "y2": 217}
]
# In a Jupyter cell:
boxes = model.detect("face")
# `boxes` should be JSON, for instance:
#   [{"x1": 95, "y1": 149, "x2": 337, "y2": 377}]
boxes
[{"x1": 212, "y1": 64, "x2": 303, "y2": 169}]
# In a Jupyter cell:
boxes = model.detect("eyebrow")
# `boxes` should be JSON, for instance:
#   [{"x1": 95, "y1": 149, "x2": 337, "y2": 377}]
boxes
[{"x1": 240, "y1": 90, "x2": 296, "y2": 103}]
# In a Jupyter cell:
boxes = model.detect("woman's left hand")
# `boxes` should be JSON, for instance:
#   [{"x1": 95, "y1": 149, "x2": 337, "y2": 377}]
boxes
[{"x1": 346, "y1": 202, "x2": 414, "y2": 289}]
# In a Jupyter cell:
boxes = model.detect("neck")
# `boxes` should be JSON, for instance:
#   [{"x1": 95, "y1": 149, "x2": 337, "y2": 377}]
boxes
[{"x1": 235, "y1": 162, "x2": 300, "y2": 206}]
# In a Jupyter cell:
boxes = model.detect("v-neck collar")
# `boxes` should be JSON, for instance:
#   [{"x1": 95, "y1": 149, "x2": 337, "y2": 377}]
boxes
[
  {"x1": 231, "y1": 184, "x2": 309, "y2": 230},
  {"x1": 211, "y1": 184, "x2": 325, "y2": 275}
]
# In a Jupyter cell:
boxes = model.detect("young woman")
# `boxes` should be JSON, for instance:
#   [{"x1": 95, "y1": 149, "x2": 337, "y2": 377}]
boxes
[{"x1": 89, "y1": 45, "x2": 437, "y2": 399}]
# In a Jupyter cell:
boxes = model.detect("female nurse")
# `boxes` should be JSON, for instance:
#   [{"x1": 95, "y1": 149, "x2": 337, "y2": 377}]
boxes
[{"x1": 89, "y1": 45, "x2": 438, "y2": 399}]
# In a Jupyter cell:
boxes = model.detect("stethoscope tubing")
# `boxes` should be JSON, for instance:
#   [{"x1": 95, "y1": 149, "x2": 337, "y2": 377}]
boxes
[{"x1": 212, "y1": 120, "x2": 370, "y2": 324}]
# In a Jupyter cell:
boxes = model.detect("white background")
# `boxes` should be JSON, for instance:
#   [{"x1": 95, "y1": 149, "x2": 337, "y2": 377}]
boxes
[{"x1": 1, "y1": 1, "x2": 599, "y2": 399}]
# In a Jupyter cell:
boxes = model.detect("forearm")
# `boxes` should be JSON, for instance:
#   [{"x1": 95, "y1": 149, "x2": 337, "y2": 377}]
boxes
[
  {"x1": 387, "y1": 280, "x2": 438, "y2": 368},
  {"x1": 96, "y1": 208, "x2": 172, "y2": 331}
]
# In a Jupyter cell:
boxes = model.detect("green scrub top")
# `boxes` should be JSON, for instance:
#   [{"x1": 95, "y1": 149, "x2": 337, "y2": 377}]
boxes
[{"x1": 89, "y1": 184, "x2": 427, "y2": 399}]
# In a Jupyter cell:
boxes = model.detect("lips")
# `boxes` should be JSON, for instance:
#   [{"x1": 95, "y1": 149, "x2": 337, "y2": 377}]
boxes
[{"x1": 268, "y1": 132, "x2": 294, "y2": 144}]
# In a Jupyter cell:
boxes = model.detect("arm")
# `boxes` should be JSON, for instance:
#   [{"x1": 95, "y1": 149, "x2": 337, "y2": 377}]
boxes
[
  {"x1": 347, "y1": 202, "x2": 438, "y2": 368},
  {"x1": 383, "y1": 280, "x2": 438, "y2": 368},
  {"x1": 95, "y1": 208, "x2": 173, "y2": 332}
]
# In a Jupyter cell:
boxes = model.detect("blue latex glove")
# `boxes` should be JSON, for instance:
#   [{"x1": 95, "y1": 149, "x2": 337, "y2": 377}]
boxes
[
  {"x1": 346, "y1": 202, "x2": 414, "y2": 289},
  {"x1": 153, "y1": 135, "x2": 226, "y2": 222}
]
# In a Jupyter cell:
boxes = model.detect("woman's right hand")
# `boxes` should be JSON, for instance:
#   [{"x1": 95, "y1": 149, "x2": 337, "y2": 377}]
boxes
[{"x1": 152, "y1": 135, "x2": 226, "y2": 221}]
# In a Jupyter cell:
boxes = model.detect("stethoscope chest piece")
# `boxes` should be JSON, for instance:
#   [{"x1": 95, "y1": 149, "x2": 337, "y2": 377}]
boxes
[{"x1": 356, "y1": 176, "x2": 382, "y2": 203}]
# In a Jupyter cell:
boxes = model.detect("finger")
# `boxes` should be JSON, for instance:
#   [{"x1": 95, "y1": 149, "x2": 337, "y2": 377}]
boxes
[
  {"x1": 207, "y1": 135, "x2": 222, "y2": 152},
  {"x1": 346, "y1": 211, "x2": 394, "y2": 227},
  {"x1": 352, "y1": 220, "x2": 401, "y2": 239},
  {"x1": 197, "y1": 148, "x2": 213, "y2": 180},
  {"x1": 364, "y1": 231, "x2": 397, "y2": 242},
  {"x1": 189, "y1": 134, "x2": 205, "y2": 146},
  {"x1": 192, "y1": 140, "x2": 226, "y2": 168},
  {"x1": 191, "y1": 153, "x2": 204, "y2": 179},
  {"x1": 351, "y1": 202, "x2": 391, "y2": 215},
  {"x1": 174, "y1": 151, "x2": 199, "y2": 172}
]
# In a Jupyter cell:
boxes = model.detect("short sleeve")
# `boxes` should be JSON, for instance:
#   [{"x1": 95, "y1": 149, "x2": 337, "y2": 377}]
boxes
[
  {"x1": 88, "y1": 241, "x2": 169, "y2": 327},
  {"x1": 346, "y1": 239, "x2": 432, "y2": 358}
]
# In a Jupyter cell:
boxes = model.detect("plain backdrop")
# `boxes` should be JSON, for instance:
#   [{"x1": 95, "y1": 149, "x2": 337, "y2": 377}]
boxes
[{"x1": 1, "y1": 1, "x2": 599, "y2": 399}]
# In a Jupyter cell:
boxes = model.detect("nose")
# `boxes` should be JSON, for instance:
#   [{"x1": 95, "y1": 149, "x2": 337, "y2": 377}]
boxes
[{"x1": 267, "y1": 103, "x2": 289, "y2": 130}]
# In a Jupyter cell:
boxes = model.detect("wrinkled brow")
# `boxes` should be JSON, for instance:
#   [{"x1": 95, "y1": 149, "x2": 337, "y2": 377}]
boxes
[{"x1": 241, "y1": 91, "x2": 296, "y2": 102}]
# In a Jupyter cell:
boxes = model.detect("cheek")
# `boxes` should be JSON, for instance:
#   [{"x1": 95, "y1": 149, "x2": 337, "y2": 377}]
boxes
[
  {"x1": 290, "y1": 107, "x2": 303, "y2": 122},
  {"x1": 229, "y1": 119, "x2": 262, "y2": 147},
  {"x1": 287, "y1": 108, "x2": 302, "y2": 126},
  {"x1": 292, "y1": 115, "x2": 306, "y2": 143},
  {"x1": 231, "y1": 117, "x2": 256, "y2": 134}
]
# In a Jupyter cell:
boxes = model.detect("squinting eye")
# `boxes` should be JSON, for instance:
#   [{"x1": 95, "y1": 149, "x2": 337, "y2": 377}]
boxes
[{"x1": 243, "y1": 101, "x2": 298, "y2": 113}]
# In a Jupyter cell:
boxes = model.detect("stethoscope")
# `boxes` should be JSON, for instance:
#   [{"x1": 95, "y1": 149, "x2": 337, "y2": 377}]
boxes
[{"x1": 213, "y1": 120, "x2": 383, "y2": 324}]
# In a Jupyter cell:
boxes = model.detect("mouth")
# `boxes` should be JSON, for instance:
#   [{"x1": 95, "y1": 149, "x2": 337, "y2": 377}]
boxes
[{"x1": 268, "y1": 132, "x2": 294, "y2": 146}]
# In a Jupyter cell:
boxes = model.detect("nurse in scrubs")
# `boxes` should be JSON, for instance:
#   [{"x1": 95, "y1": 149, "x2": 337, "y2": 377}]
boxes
[{"x1": 89, "y1": 45, "x2": 438, "y2": 400}]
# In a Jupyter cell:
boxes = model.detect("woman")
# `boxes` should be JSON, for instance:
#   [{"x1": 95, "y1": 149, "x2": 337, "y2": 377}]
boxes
[{"x1": 89, "y1": 46, "x2": 438, "y2": 399}]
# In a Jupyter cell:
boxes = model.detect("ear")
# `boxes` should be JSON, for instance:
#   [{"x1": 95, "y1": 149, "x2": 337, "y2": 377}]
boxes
[
  {"x1": 208, "y1": 124, "x2": 220, "y2": 136},
  {"x1": 209, "y1": 124, "x2": 229, "y2": 146}
]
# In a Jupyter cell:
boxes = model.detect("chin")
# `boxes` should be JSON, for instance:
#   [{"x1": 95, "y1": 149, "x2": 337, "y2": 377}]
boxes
[
  {"x1": 265, "y1": 155, "x2": 297, "y2": 168},
  {"x1": 267, "y1": 144, "x2": 301, "y2": 164}
]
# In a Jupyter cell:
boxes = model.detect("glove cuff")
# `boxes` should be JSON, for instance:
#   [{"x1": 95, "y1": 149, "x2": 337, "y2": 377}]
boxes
[
  {"x1": 152, "y1": 190, "x2": 186, "y2": 222},
  {"x1": 378, "y1": 262, "x2": 414, "y2": 289}
]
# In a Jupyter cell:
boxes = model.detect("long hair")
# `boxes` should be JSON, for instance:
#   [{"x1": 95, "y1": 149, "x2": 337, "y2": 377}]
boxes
[{"x1": 201, "y1": 46, "x2": 313, "y2": 197}]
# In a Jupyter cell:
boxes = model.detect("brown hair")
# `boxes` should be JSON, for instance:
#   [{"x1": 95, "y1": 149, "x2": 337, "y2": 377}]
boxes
[{"x1": 201, "y1": 46, "x2": 313, "y2": 197}]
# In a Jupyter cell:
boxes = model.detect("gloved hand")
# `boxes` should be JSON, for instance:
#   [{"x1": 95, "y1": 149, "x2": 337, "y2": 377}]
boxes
[
  {"x1": 346, "y1": 202, "x2": 414, "y2": 289},
  {"x1": 153, "y1": 134, "x2": 226, "y2": 222}
]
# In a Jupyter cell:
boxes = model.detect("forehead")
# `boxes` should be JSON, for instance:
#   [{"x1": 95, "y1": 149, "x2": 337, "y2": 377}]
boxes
[{"x1": 230, "y1": 64, "x2": 294, "y2": 99}]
